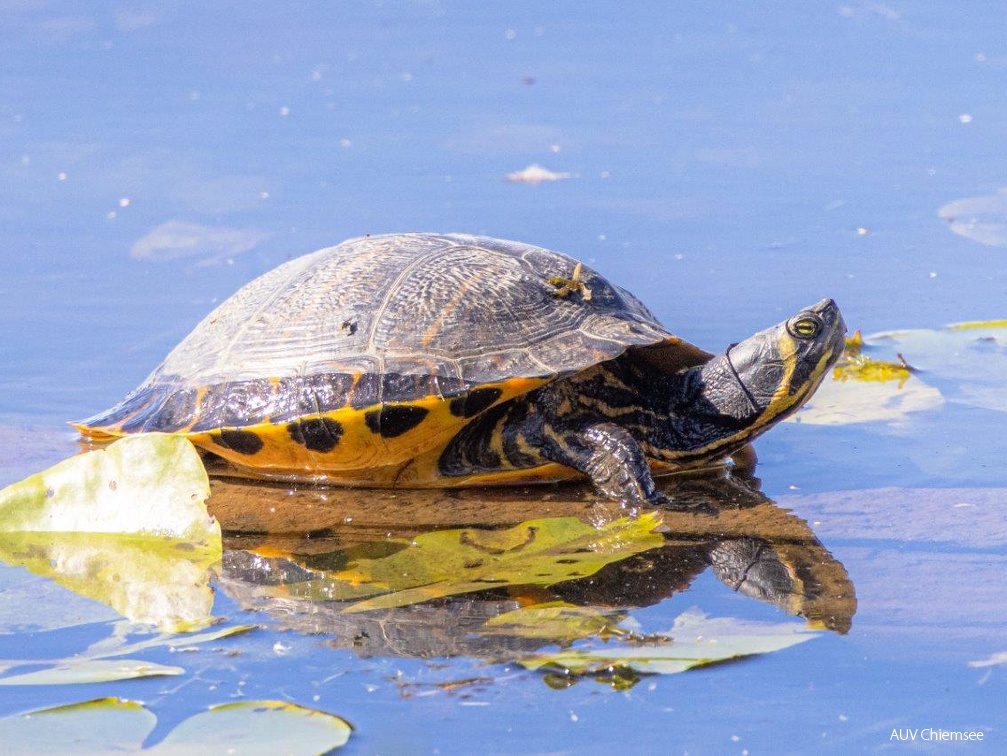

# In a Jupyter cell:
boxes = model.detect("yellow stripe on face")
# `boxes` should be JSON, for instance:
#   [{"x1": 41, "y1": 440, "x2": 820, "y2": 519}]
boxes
[
  {"x1": 759, "y1": 338, "x2": 837, "y2": 426},
  {"x1": 655, "y1": 334, "x2": 841, "y2": 466}
]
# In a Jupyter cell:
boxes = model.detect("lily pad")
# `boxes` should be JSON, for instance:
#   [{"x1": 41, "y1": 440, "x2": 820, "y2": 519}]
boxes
[
  {"x1": 796, "y1": 322, "x2": 1007, "y2": 425},
  {"x1": 0, "y1": 697, "x2": 155, "y2": 752},
  {"x1": 796, "y1": 330, "x2": 944, "y2": 425},
  {"x1": 0, "y1": 624, "x2": 254, "y2": 686},
  {"x1": 0, "y1": 659, "x2": 184, "y2": 686},
  {"x1": 0, "y1": 532, "x2": 219, "y2": 632},
  {"x1": 156, "y1": 700, "x2": 353, "y2": 753},
  {"x1": 0, "y1": 433, "x2": 215, "y2": 540},
  {"x1": 0, "y1": 698, "x2": 352, "y2": 753},
  {"x1": 519, "y1": 607, "x2": 819, "y2": 676},
  {"x1": 0, "y1": 435, "x2": 221, "y2": 631}
]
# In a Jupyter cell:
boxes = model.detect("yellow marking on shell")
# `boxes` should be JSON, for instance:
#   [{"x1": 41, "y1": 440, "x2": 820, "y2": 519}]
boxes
[
  {"x1": 175, "y1": 377, "x2": 549, "y2": 481},
  {"x1": 72, "y1": 422, "x2": 119, "y2": 441}
]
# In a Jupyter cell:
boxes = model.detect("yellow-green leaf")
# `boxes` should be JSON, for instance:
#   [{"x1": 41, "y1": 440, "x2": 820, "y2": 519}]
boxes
[
  {"x1": 0, "y1": 434, "x2": 215, "y2": 540},
  {"x1": 0, "y1": 435, "x2": 221, "y2": 631},
  {"x1": 0, "y1": 532, "x2": 219, "y2": 632},
  {"x1": 481, "y1": 602, "x2": 626, "y2": 643},
  {"x1": 519, "y1": 608, "x2": 820, "y2": 676},
  {"x1": 335, "y1": 512, "x2": 665, "y2": 613}
]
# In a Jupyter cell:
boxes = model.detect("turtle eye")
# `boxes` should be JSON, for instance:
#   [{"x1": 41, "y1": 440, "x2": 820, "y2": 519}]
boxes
[{"x1": 788, "y1": 316, "x2": 822, "y2": 339}]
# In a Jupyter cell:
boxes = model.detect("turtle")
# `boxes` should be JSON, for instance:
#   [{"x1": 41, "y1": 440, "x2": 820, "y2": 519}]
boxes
[{"x1": 75, "y1": 233, "x2": 846, "y2": 504}]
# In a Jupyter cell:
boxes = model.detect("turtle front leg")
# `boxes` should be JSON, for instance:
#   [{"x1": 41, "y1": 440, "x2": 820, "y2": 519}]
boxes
[{"x1": 542, "y1": 421, "x2": 667, "y2": 505}]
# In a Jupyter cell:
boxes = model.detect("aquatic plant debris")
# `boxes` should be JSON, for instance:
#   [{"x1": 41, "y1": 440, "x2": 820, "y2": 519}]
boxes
[
  {"x1": 506, "y1": 163, "x2": 574, "y2": 184},
  {"x1": 0, "y1": 697, "x2": 352, "y2": 753},
  {"x1": 481, "y1": 601, "x2": 628, "y2": 643},
  {"x1": 518, "y1": 607, "x2": 819, "y2": 678},
  {"x1": 832, "y1": 330, "x2": 913, "y2": 385}
]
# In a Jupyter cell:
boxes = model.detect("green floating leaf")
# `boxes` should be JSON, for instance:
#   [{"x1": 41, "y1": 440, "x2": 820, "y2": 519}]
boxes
[
  {"x1": 154, "y1": 700, "x2": 352, "y2": 754},
  {"x1": 519, "y1": 608, "x2": 820, "y2": 676},
  {"x1": 0, "y1": 659, "x2": 184, "y2": 686},
  {"x1": 481, "y1": 601, "x2": 626, "y2": 643},
  {"x1": 0, "y1": 698, "x2": 351, "y2": 754},
  {"x1": 835, "y1": 330, "x2": 914, "y2": 385},
  {"x1": 0, "y1": 435, "x2": 221, "y2": 632},
  {"x1": 0, "y1": 433, "x2": 216, "y2": 540},
  {"x1": 335, "y1": 512, "x2": 665, "y2": 613},
  {"x1": 0, "y1": 697, "x2": 155, "y2": 752}
]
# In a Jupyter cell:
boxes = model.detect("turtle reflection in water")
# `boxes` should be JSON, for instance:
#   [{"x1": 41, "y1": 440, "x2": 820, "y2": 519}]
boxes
[
  {"x1": 216, "y1": 472, "x2": 856, "y2": 665},
  {"x1": 76, "y1": 234, "x2": 845, "y2": 503}
]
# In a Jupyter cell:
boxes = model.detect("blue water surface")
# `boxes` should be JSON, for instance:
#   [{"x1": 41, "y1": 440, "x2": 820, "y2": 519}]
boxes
[{"x1": 1, "y1": 2, "x2": 1005, "y2": 753}]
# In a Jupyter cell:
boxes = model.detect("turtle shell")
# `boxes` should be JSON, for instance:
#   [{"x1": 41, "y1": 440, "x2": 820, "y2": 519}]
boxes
[{"x1": 76, "y1": 233, "x2": 710, "y2": 484}]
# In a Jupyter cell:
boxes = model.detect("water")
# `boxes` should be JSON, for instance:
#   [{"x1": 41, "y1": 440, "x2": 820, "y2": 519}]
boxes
[{"x1": 1, "y1": 2, "x2": 1005, "y2": 752}]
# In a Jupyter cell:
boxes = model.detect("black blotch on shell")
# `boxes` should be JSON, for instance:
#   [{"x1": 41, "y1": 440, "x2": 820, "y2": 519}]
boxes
[
  {"x1": 213, "y1": 429, "x2": 265, "y2": 456},
  {"x1": 288, "y1": 417, "x2": 343, "y2": 452},
  {"x1": 449, "y1": 387, "x2": 503, "y2": 418},
  {"x1": 364, "y1": 405, "x2": 429, "y2": 438}
]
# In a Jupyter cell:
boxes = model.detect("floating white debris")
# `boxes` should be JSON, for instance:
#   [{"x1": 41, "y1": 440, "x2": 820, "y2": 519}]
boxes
[{"x1": 505, "y1": 163, "x2": 574, "y2": 185}]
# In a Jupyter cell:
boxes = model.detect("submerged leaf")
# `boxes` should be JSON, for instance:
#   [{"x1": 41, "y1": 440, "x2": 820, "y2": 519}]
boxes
[
  {"x1": 0, "y1": 434, "x2": 216, "y2": 540},
  {"x1": 968, "y1": 651, "x2": 1007, "y2": 669},
  {"x1": 938, "y1": 188, "x2": 1007, "y2": 247},
  {"x1": 336, "y1": 512, "x2": 665, "y2": 613},
  {"x1": 519, "y1": 607, "x2": 819, "y2": 676}
]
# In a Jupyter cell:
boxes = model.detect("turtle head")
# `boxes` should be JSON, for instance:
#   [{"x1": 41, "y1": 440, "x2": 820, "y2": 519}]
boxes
[{"x1": 691, "y1": 298, "x2": 846, "y2": 439}]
